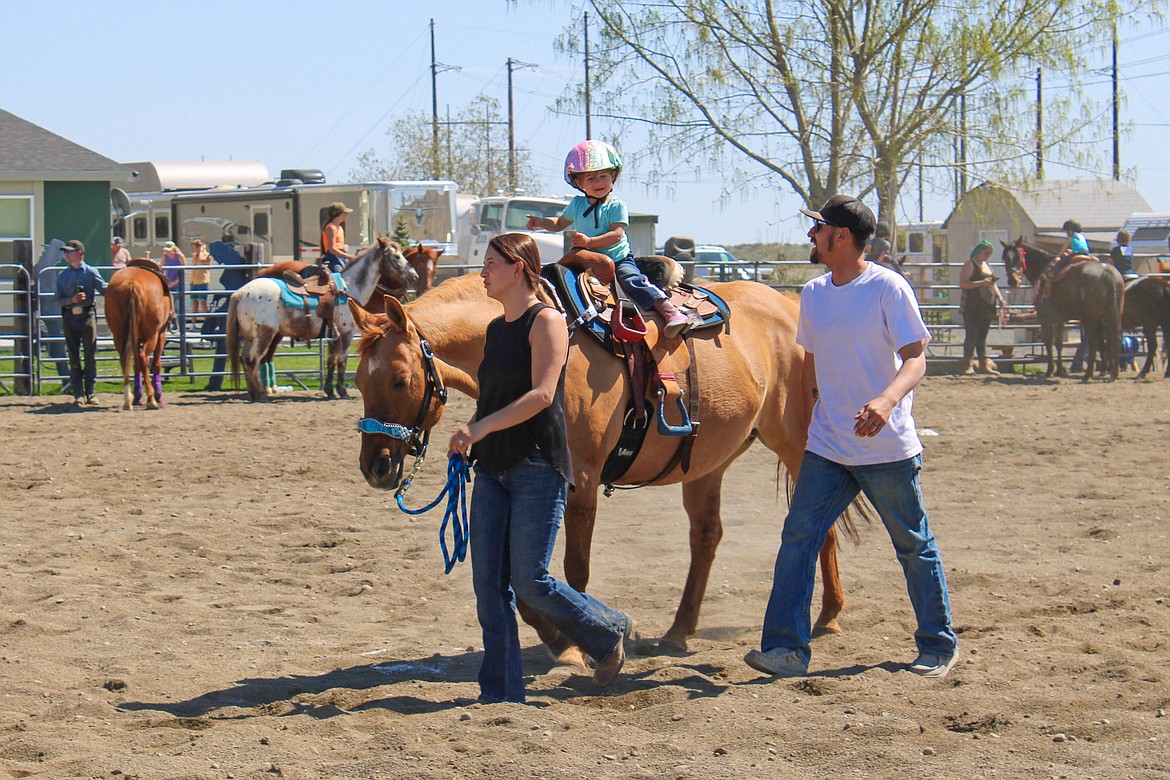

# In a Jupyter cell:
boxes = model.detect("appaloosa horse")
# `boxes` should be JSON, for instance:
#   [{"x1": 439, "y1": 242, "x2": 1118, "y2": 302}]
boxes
[
  {"x1": 348, "y1": 272, "x2": 849, "y2": 666},
  {"x1": 226, "y1": 237, "x2": 416, "y2": 401},
  {"x1": 1122, "y1": 276, "x2": 1170, "y2": 379},
  {"x1": 1002, "y1": 237, "x2": 1124, "y2": 380},
  {"x1": 104, "y1": 261, "x2": 173, "y2": 410},
  {"x1": 404, "y1": 243, "x2": 443, "y2": 296}
]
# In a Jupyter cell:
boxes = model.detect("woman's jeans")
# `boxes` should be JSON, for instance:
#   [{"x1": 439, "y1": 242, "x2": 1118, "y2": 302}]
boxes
[
  {"x1": 471, "y1": 454, "x2": 626, "y2": 703},
  {"x1": 760, "y1": 451, "x2": 956, "y2": 665},
  {"x1": 962, "y1": 303, "x2": 995, "y2": 360},
  {"x1": 614, "y1": 255, "x2": 667, "y2": 311}
]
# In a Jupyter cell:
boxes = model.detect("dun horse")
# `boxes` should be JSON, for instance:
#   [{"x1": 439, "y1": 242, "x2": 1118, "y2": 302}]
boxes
[
  {"x1": 104, "y1": 262, "x2": 173, "y2": 410},
  {"x1": 1002, "y1": 238, "x2": 1124, "y2": 380},
  {"x1": 227, "y1": 238, "x2": 416, "y2": 401},
  {"x1": 349, "y1": 273, "x2": 847, "y2": 664},
  {"x1": 1122, "y1": 276, "x2": 1170, "y2": 379}
]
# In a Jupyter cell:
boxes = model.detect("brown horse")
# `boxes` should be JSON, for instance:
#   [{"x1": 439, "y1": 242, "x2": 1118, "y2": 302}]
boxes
[
  {"x1": 1001, "y1": 238, "x2": 1124, "y2": 380},
  {"x1": 404, "y1": 243, "x2": 443, "y2": 296},
  {"x1": 104, "y1": 263, "x2": 173, "y2": 410},
  {"x1": 1122, "y1": 276, "x2": 1170, "y2": 379},
  {"x1": 348, "y1": 273, "x2": 846, "y2": 664}
]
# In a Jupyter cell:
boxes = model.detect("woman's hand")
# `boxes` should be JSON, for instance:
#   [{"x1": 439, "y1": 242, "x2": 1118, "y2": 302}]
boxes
[
  {"x1": 448, "y1": 422, "x2": 481, "y2": 459},
  {"x1": 570, "y1": 232, "x2": 592, "y2": 248}
]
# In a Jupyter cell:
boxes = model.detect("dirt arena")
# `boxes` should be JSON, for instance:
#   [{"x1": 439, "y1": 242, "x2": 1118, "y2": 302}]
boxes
[{"x1": 1, "y1": 374, "x2": 1168, "y2": 779}]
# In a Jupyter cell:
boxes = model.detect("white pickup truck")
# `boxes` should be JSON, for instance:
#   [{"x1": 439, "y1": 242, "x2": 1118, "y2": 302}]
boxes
[{"x1": 458, "y1": 195, "x2": 569, "y2": 266}]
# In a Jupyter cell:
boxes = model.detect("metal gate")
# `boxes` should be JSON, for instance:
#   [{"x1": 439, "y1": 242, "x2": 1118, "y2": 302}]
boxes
[{"x1": 0, "y1": 265, "x2": 34, "y2": 394}]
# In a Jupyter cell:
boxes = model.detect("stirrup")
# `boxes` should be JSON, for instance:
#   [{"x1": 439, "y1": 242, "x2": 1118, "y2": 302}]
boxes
[{"x1": 655, "y1": 386, "x2": 693, "y2": 436}]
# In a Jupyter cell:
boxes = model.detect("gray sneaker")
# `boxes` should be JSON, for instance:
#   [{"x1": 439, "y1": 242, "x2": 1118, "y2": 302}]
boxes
[
  {"x1": 744, "y1": 648, "x2": 807, "y2": 677},
  {"x1": 908, "y1": 648, "x2": 959, "y2": 678}
]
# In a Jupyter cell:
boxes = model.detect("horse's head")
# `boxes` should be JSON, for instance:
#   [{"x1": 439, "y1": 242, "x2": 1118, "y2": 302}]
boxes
[
  {"x1": 373, "y1": 237, "x2": 418, "y2": 298},
  {"x1": 1000, "y1": 238, "x2": 1025, "y2": 288},
  {"x1": 405, "y1": 243, "x2": 443, "y2": 295},
  {"x1": 351, "y1": 295, "x2": 447, "y2": 491}
]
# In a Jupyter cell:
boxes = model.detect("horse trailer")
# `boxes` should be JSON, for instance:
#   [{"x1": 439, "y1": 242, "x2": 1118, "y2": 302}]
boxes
[
  {"x1": 1118, "y1": 212, "x2": 1170, "y2": 273},
  {"x1": 115, "y1": 178, "x2": 460, "y2": 266}
]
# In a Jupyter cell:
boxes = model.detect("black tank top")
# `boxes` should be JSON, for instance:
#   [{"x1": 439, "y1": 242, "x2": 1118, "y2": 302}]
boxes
[{"x1": 471, "y1": 303, "x2": 573, "y2": 484}]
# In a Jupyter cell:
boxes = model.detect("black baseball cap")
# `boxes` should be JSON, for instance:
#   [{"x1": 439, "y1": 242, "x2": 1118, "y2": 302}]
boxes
[
  {"x1": 800, "y1": 195, "x2": 876, "y2": 241},
  {"x1": 64, "y1": 239, "x2": 85, "y2": 254}
]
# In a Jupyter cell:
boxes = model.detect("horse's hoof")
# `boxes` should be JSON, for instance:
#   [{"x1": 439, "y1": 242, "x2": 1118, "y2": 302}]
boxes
[
  {"x1": 336, "y1": 387, "x2": 350, "y2": 399},
  {"x1": 655, "y1": 636, "x2": 688, "y2": 655},
  {"x1": 552, "y1": 645, "x2": 589, "y2": 675},
  {"x1": 813, "y1": 620, "x2": 843, "y2": 638},
  {"x1": 147, "y1": 401, "x2": 160, "y2": 410},
  {"x1": 323, "y1": 389, "x2": 335, "y2": 400}
]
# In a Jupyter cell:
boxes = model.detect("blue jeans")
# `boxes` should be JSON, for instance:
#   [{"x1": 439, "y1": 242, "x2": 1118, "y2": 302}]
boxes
[
  {"x1": 614, "y1": 255, "x2": 667, "y2": 311},
  {"x1": 760, "y1": 451, "x2": 956, "y2": 665},
  {"x1": 471, "y1": 453, "x2": 626, "y2": 703}
]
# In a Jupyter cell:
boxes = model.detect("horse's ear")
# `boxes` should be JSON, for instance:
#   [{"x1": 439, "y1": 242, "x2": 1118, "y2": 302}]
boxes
[
  {"x1": 348, "y1": 299, "x2": 384, "y2": 336},
  {"x1": 382, "y1": 294, "x2": 410, "y2": 333},
  {"x1": 434, "y1": 247, "x2": 444, "y2": 258},
  {"x1": 999, "y1": 239, "x2": 1007, "y2": 247}
]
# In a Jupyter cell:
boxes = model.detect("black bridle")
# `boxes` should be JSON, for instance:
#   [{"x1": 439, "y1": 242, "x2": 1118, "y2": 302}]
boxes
[{"x1": 355, "y1": 333, "x2": 448, "y2": 465}]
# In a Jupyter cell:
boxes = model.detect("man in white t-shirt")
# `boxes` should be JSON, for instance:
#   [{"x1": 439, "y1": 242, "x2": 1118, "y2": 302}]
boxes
[{"x1": 745, "y1": 195, "x2": 958, "y2": 680}]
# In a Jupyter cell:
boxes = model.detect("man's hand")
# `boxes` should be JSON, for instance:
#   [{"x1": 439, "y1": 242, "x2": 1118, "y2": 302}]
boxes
[{"x1": 854, "y1": 395, "x2": 895, "y2": 437}]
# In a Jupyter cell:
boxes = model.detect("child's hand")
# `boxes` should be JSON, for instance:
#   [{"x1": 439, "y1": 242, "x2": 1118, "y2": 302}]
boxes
[
  {"x1": 570, "y1": 233, "x2": 591, "y2": 248},
  {"x1": 526, "y1": 215, "x2": 544, "y2": 231}
]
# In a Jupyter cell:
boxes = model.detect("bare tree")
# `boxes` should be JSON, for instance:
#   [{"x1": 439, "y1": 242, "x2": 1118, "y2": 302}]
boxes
[
  {"x1": 561, "y1": 0, "x2": 1147, "y2": 227},
  {"x1": 351, "y1": 95, "x2": 543, "y2": 196}
]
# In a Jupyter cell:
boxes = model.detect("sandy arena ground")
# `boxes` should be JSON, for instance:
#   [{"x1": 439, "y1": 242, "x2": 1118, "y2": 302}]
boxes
[{"x1": 1, "y1": 373, "x2": 1168, "y2": 779}]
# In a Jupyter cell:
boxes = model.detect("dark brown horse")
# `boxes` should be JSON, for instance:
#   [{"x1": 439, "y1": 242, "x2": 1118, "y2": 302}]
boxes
[
  {"x1": 404, "y1": 243, "x2": 443, "y2": 296},
  {"x1": 1122, "y1": 276, "x2": 1170, "y2": 379},
  {"x1": 104, "y1": 262, "x2": 173, "y2": 410},
  {"x1": 1001, "y1": 238, "x2": 1124, "y2": 380}
]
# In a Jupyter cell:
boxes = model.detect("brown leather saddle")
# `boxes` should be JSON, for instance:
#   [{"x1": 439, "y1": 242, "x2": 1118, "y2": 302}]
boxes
[
  {"x1": 280, "y1": 266, "x2": 346, "y2": 341},
  {"x1": 541, "y1": 252, "x2": 732, "y2": 490},
  {"x1": 126, "y1": 258, "x2": 172, "y2": 299}
]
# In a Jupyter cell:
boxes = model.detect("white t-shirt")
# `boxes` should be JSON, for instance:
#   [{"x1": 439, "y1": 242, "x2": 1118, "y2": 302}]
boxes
[{"x1": 796, "y1": 262, "x2": 930, "y2": 466}]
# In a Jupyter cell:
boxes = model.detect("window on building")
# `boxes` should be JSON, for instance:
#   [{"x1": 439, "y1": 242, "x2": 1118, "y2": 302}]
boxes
[
  {"x1": 0, "y1": 195, "x2": 33, "y2": 264},
  {"x1": 155, "y1": 215, "x2": 170, "y2": 240}
]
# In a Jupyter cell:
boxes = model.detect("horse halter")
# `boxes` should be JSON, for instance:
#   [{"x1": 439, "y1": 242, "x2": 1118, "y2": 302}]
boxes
[{"x1": 355, "y1": 333, "x2": 448, "y2": 479}]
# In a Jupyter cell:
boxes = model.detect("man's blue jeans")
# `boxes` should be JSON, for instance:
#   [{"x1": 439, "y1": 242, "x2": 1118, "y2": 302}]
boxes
[
  {"x1": 471, "y1": 453, "x2": 626, "y2": 703},
  {"x1": 761, "y1": 451, "x2": 956, "y2": 666}
]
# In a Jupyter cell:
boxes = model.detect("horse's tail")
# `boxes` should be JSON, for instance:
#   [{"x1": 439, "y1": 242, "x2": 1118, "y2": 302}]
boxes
[
  {"x1": 123, "y1": 289, "x2": 140, "y2": 382},
  {"x1": 226, "y1": 292, "x2": 241, "y2": 388}
]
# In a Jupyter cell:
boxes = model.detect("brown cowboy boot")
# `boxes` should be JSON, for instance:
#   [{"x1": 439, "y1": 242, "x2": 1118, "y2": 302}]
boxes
[
  {"x1": 282, "y1": 269, "x2": 308, "y2": 288},
  {"x1": 977, "y1": 356, "x2": 999, "y2": 375}
]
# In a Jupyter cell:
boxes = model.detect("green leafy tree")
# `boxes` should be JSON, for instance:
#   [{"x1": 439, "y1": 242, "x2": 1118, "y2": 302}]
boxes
[
  {"x1": 352, "y1": 94, "x2": 544, "y2": 197},
  {"x1": 560, "y1": 0, "x2": 1153, "y2": 229}
]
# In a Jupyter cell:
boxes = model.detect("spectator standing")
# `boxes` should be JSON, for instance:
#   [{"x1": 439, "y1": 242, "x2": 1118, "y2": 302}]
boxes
[
  {"x1": 55, "y1": 240, "x2": 106, "y2": 406},
  {"x1": 189, "y1": 239, "x2": 212, "y2": 316},
  {"x1": 745, "y1": 195, "x2": 958, "y2": 680},
  {"x1": 958, "y1": 240, "x2": 1008, "y2": 375},
  {"x1": 161, "y1": 241, "x2": 185, "y2": 290},
  {"x1": 110, "y1": 237, "x2": 131, "y2": 269}
]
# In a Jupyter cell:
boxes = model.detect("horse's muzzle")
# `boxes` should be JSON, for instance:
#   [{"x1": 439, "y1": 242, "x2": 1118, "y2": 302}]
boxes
[{"x1": 360, "y1": 447, "x2": 404, "y2": 491}]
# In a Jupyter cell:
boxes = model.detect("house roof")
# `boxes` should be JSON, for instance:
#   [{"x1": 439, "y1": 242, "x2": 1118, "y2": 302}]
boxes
[
  {"x1": 954, "y1": 179, "x2": 1150, "y2": 232},
  {"x1": 0, "y1": 108, "x2": 132, "y2": 178}
]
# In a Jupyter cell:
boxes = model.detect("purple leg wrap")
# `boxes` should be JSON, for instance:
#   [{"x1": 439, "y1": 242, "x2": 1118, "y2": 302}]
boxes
[
  {"x1": 133, "y1": 373, "x2": 143, "y2": 404},
  {"x1": 152, "y1": 373, "x2": 163, "y2": 399}
]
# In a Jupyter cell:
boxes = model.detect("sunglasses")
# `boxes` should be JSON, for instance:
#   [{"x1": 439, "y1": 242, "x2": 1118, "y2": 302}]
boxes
[{"x1": 810, "y1": 218, "x2": 841, "y2": 232}]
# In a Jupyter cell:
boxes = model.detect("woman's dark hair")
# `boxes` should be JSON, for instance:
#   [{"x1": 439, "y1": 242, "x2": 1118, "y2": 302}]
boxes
[
  {"x1": 487, "y1": 233, "x2": 551, "y2": 304},
  {"x1": 1062, "y1": 219, "x2": 1082, "y2": 233}
]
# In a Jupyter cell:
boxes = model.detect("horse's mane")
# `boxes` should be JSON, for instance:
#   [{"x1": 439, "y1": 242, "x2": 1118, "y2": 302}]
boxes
[{"x1": 355, "y1": 273, "x2": 485, "y2": 359}]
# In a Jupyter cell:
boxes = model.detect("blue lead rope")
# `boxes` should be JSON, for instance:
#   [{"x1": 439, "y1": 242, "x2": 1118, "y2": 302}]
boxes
[{"x1": 396, "y1": 454, "x2": 471, "y2": 574}]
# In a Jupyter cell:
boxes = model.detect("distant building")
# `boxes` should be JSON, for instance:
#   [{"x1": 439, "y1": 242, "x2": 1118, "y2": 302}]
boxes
[
  {"x1": 945, "y1": 178, "x2": 1151, "y2": 264},
  {"x1": 0, "y1": 108, "x2": 133, "y2": 266}
]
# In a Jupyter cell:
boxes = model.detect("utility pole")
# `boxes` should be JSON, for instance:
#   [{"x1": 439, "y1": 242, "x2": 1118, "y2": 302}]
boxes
[
  {"x1": 430, "y1": 19, "x2": 439, "y2": 179},
  {"x1": 1112, "y1": 21, "x2": 1120, "y2": 180},
  {"x1": 1036, "y1": 68, "x2": 1044, "y2": 180},
  {"x1": 507, "y1": 58, "x2": 536, "y2": 193},
  {"x1": 584, "y1": 11, "x2": 592, "y2": 139},
  {"x1": 959, "y1": 92, "x2": 968, "y2": 196}
]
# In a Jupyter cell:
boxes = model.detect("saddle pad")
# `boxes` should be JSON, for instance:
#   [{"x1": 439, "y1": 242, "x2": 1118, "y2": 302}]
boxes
[
  {"x1": 273, "y1": 275, "x2": 348, "y2": 310},
  {"x1": 540, "y1": 263, "x2": 729, "y2": 352}
]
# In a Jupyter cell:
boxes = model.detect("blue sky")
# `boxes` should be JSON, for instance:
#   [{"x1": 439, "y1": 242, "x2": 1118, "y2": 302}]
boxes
[{"x1": 7, "y1": 1, "x2": 1170, "y2": 245}]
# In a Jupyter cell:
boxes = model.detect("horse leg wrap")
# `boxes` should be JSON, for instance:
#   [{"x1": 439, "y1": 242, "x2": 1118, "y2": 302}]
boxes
[
  {"x1": 133, "y1": 373, "x2": 143, "y2": 404},
  {"x1": 152, "y1": 373, "x2": 163, "y2": 400}
]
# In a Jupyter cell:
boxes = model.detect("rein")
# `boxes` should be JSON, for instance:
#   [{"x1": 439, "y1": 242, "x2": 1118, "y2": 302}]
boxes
[{"x1": 395, "y1": 454, "x2": 471, "y2": 574}]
